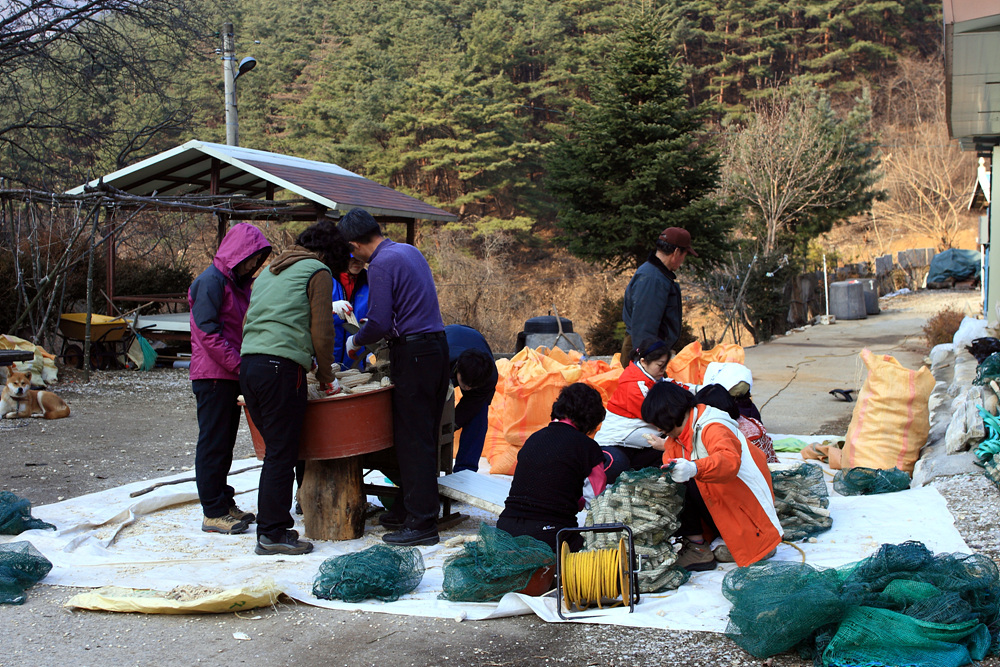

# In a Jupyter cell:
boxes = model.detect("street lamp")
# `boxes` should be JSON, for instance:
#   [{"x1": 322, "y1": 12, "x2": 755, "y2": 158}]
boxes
[{"x1": 222, "y1": 22, "x2": 256, "y2": 146}]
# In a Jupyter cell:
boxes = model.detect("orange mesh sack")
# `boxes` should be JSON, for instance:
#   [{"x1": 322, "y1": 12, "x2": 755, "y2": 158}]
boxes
[
  {"x1": 482, "y1": 347, "x2": 624, "y2": 475},
  {"x1": 842, "y1": 349, "x2": 934, "y2": 474},
  {"x1": 666, "y1": 342, "x2": 745, "y2": 384}
]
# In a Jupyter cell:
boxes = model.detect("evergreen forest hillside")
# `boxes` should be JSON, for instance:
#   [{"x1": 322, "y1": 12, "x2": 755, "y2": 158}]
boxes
[{"x1": 0, "y1": 0, "x2": 972, "y2": 352}]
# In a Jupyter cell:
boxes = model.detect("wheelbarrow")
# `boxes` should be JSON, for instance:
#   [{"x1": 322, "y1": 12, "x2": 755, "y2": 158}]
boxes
[{"x1": 58, "y1": 313, "x2": 129, "y2": 370}]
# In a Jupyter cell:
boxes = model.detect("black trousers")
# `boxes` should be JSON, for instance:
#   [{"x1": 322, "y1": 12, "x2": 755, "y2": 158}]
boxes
[
  {"x1": 192, "y1": 379, "x2": 242, "y2": 518},
  {"x1": 675, "y1": 479, "x2": 718, "y2": 537},
  {"x1": 601, "y1": 445, "x2": 663, "y2": 485},
  {"x1": 240, "y1": 354, "x2": 308, "y2": 540},
  {"x1": 389, "y1": 335, "x2": 450, "y2": 532},
  {"x1": 496, "y1": 516, "x2": 583, "y2": 553}
]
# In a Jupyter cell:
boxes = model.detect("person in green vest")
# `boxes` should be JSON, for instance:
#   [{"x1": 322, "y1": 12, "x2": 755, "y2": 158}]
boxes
[{"x1": 240, "y1": 219, "x2": 350, "y2": 556}]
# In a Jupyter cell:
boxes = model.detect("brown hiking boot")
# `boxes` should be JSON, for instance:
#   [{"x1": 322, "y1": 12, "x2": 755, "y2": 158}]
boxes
[
  {"x1": 202, "y1": 514, "x2": 250, "y2": 535},
  {"x1": 228, "y1": 504, "x2": 256, "y2": 523},
  {"x1": 713, "y1": 543, "x2": 736, "y2": 563},
  {"x1": 714, "y1": 543, "x2": 778, "y2": 564},
  {"x1": 675, "y1": 538, "x2": 717, "y2": 571}
]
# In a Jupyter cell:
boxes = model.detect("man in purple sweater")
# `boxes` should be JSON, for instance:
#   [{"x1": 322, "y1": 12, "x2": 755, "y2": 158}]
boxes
[{"x1": 340, "y1": 209, "x2": 449, "y2": 547}]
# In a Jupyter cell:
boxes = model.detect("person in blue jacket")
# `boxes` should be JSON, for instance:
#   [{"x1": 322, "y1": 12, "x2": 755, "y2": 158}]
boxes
[
  {"x1": 331, "y1": 255, "x2": 370, "y2": 369},
  {"x1": 445, "y1": 324, "x2": 498, "y2": 473}
]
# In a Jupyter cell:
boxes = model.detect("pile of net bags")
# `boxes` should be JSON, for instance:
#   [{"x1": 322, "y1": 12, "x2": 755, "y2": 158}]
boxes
[
  {"x1": 769, "y1": 463, "x2": 832, "y2": 541},
  {"x1": 724, "y1": 541, "x2": 1000, "y2": 667},
  {"x1": 833, "y1": 467, "x2": 910, "y2": 495},
  {"x1": 585, "y1": 468, "x2": 688, "y2": 592},
  {"x1": 0, "y1": 542, "x2": 52, "y2": 605},
  {"x1": 973, "y1": 352, "x2": 1000, "y2": 387},
  {"x1": 441, "y1": 523, "x2": 555, "y2": 602},
  {"x1": 313, "y1": 545, "x2": 424, "y2": 603},
  {"x1": 0, "y1": 491, "x2": 55, "y2": 535}
]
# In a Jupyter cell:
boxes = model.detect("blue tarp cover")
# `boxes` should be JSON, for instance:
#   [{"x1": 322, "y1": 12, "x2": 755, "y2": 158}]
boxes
[{"x1": 927, "y1": 248, "x2": 981, "y2": 284}]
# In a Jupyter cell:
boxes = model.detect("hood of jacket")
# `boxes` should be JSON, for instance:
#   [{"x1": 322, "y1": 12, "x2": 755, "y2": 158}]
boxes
[
  {"x1": 267, "y1": 245, "x2": 324, "y2": 275},
  {"x1": 212, "y1": 223, "x2": 272, "y2": 280}
]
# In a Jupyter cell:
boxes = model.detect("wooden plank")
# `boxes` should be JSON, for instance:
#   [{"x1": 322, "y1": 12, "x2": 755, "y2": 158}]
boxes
[{"x1": 437, "y1": 470, "x2": 511, "y2": 515}]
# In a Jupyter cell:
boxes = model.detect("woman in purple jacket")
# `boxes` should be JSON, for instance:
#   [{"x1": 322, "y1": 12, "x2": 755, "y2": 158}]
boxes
[{"x1": 188, "y1": 223, "x2": 271, "y2": 535}]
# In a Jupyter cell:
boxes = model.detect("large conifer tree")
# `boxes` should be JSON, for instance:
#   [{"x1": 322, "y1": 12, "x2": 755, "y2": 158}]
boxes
[{"x1": 546, "y1": 10, "x2": 733, "y2": 270}]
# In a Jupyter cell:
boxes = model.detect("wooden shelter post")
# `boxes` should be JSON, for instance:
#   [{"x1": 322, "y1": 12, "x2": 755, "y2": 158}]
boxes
[{"x1": 104, "y1": 206, "x2": 116, "y2": 316}]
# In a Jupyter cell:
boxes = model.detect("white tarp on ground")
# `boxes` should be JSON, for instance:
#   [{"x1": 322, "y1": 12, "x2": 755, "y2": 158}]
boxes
[{"x1": 2, "y1": 443, "x2": 971, "y2": 632}]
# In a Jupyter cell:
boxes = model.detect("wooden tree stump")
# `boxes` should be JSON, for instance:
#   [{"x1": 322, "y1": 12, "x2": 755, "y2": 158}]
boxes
[{"x1": 299, "y1": 457, "x2": 365, "y2": 541}]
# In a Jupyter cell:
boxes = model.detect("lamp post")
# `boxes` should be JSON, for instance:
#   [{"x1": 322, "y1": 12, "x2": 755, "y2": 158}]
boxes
[{"x1": 222, "y1": 22, "x2": 256, "y2": 147}]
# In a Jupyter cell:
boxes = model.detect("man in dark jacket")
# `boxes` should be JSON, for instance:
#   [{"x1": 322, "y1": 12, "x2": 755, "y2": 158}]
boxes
[
  {"x1": 445, "y1": 324, "x2": 498, "y2": 473},
  {"x1": 621, "y1": 227, "x2": 697, "y2": 359}
]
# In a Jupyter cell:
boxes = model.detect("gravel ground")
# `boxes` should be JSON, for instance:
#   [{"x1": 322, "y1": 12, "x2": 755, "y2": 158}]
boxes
[{"x1": 3, "y1": 290, "x2": 1000, "y2": 666}]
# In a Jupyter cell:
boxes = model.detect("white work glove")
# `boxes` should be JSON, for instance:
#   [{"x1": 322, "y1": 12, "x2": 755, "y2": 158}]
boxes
[
  {"x1": 332, "y1": 300, "x2": 353, "y2": 319},
  {"x1": 664, "y1": 458, "x2": 698, "y2": 483},
  {"x1": 345, "y1": 334, "x2": 363, "y2": 361},
  {"x1": 318, "y1": 379, "x2": 341, "y2": 396}
]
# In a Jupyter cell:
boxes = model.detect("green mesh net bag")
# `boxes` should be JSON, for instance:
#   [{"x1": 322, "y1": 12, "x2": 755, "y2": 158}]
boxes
[
  {"x1": 440, "y1": 523, "x2": 554, "y2": 602},
  {"x1": 0, "y1": 491, "x2": 55, "y2": 534},
  {"x1": 0, "y1": 541, "x2": 53, "y2": 605},
  {"x1": 833, "y1": 467, "x2": 910, "y2": 496},
  {"x1": 585, "y1": 468, "x2": 689, "y2": 593},
  {"x1": 312, "y1": 545, "x2": 424, "y2": 603},
  {"x1": 770, "y1": 462, "x2": 832, "y2": 541},
  {"x1": 822, "y1": 606, "x2": 991, "y2": 667},
  {"x1": 973, "y1": 352, "x2": 1000, "y2": 386},
  {"x1": 723, "y1": 541, "x2": 1000, "y2": 666}
]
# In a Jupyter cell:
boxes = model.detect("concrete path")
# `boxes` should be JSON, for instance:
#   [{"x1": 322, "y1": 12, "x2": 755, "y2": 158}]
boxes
[{"x1": 745, "y1": 288, "x2": 981, "y2": 436}]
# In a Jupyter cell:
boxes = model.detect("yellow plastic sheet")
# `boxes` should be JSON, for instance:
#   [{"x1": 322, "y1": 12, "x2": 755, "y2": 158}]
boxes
[{"x1": 64, "y1": 580, "x2": 281, "y2": 614}]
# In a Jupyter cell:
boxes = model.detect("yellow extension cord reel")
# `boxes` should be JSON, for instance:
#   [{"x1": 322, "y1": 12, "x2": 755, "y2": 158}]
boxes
[{"x1": 555, "y1": 523, "x2": 639, "y2": 619}]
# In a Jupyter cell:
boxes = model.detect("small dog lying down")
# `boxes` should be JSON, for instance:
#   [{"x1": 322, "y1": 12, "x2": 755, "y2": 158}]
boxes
[{"x1": 1, "y1": 366, "x2": 70, "y2": 419}]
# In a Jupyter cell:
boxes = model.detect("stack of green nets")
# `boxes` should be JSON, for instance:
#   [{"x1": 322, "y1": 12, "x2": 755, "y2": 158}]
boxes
[
  {"x1": 770, "y1": 463, "x2": 832, "y2": 541},
  {"x1": 0, "y1": 491, "x2": 55, "y2": 535},
  {"x1": 0, "y1": 542, "x2": 53, "y2": 605},
  {"x1": 440, "y1": 523, "x2": 554, "y2": 602},
  {"x1": 973, "y1": 352, "x2": 1000, "y2": 386},
  {"x1": 585, "y1": 468, "x2": 688, "y2": 592},
  {"x1": 313, "y1": 545, "x2": 424, "y2": 603},
  {"x1": 832, "y1": 467, "x2": 910, "y2": 495},
  {"x1": 723, "y1": 541, "x2": 1000, "y2": 667}
]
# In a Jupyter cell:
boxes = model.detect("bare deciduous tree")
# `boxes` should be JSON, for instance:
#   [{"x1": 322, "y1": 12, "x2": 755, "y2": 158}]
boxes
[
  {"x1": 722, "y1": 89, "x2": 882, "y2": 255},
  {"x1": 870, "y1": 55, "x2": 977, "y2": 251},
  {"x1": 0, "y1": 1, "x2": 208, "y2": 187}
]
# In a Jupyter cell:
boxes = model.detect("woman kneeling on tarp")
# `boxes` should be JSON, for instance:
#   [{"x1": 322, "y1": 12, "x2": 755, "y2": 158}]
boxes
[
  {"x1": 497, "y1": 383, "x2": 608, "y2": 553},
  {"x1": 641, "y1": 381, "x2": 782, "y2": 572}
]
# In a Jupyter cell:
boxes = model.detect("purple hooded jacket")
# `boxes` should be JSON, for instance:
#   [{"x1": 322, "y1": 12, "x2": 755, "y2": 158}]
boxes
[{"x1": 188, "y1": 223, "x2": 271, "y2": 381}]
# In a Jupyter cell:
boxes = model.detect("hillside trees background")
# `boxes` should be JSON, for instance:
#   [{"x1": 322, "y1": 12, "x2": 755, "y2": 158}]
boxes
[
  {"x1": 0, "y1": 0, "x2": 969, "y2": 348},
  {"x1": 545, "y1": 9, "x2": 735, "y2": 270}
]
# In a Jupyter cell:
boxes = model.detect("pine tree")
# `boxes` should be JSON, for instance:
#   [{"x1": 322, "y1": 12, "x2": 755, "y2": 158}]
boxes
[{"x1": 546, "y1": 9, "x2": 734, "y2": 270}]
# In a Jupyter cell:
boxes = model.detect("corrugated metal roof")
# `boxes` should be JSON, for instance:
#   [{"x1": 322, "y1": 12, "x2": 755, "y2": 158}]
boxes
[
  {"x1": 945, "y1": 4, "x2": 1000, "y2": 151},
  {"x1": 65, "y1": 140, "x2": 455, "y2": 221}
]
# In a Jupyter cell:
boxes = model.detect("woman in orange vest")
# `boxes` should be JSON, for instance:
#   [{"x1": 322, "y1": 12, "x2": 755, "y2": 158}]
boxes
[{"x1": 641, "y1": 381, "x2": 782, "y2": 571}]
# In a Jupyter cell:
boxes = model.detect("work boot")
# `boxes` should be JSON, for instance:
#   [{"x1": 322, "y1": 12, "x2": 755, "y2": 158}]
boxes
[
  {"x1": 255, "y1": 529, "x2": 313, "y2": 556},
  {"x1": 713, "y1": 543, "x2": 777, "y2": 564},
  {"x1": 675, "y1": 537, "x2": 717, "y2": 571},
  {"x1": 378, "y1": 509, "x2": 406, "y2": 530},
  {"x1": 228, "y1": 504, "x2": 256, "y2": 524},
  {"x1": 202, "y1": 514, "x2": 250, "y2": 535},
  {"x1": 382, "y1": 526, "x2": 439, "y2": 547},
  {"x1": 713, "y1": 543, "x2": 735, "y2": 563}
]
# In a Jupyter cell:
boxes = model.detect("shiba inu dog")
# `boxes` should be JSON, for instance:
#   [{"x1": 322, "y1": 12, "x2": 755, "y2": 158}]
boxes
[{"x1": 1, "y1": 366, "x2": 70, "y2": 419}]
